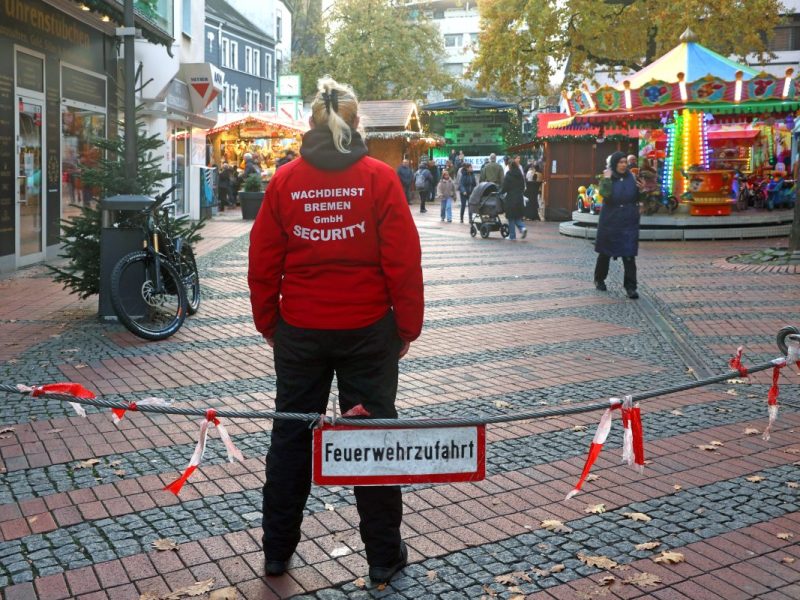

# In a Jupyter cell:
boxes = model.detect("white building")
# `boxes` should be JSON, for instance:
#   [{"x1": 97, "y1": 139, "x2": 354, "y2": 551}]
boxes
[
  {"x1": 227, "y1": 0, "x2": 293, "y2": 75},
  {"x1": 406, "y1": 0, "x2": 480, "y2": 97}
]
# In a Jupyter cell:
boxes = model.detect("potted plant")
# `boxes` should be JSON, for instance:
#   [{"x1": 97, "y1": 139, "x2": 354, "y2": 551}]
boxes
[{"x1": 240, "y1": 173, "x2": 265, "y2": 220}]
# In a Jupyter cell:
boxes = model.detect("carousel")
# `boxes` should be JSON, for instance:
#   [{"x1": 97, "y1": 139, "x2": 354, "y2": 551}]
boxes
[{"x1": 556, "y1": 29, "x2": 799, "y2": 240}]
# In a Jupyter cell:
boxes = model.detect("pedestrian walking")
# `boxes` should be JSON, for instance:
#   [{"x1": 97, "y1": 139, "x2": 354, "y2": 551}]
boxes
[
  {"x1": 217, "y1": 162, "x2": 233, "y2": 208},
  {"x1": 524, "y1": 161, "x2": 542, "y2": 221},
  {"x1": 414, "y1": 160, "x2": 433, "y2": 213},
  {"x1": 458, "y1": 163, "x2": 477, "y2": 223},
  {"x1": 396, "y1": 158, "x2": 413, "y2": 204},
  {"x1": 275, "y1": 150, "x2": 296, "y2": 170},
  {"x1": 436, "y1": 170, "x2": 456, "y2": 222},
  {"x1": 501, "y1": 155, "x2": 527, "y2": 240},
  {"x1": 594, "y1": 151, "x2": 644, "y2": 299},
  {"x1": 480, "y1": 153, "x2": 504, "y2": 186},
  {"x1": 248, "y1": 75, "x2": 424, "y2": 585}
]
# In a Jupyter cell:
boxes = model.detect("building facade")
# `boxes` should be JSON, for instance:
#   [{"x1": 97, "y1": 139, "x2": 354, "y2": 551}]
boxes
[
  {"x1": 205, "y1": 0, "x2": 278, "y2": 115},
  {"x1": 0, "y1": 0, "x2": 174, "y2": 274}
]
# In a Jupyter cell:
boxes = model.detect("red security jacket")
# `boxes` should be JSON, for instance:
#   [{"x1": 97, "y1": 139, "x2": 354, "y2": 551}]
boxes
[{"x1": 248, "y1": 128, "x2": 424, "y2": 342}]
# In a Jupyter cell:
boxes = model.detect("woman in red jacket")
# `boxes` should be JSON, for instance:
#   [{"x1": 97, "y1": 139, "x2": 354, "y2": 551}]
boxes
[{"x1": 248, "y1": 76, "x2": 424, "y2": 586}]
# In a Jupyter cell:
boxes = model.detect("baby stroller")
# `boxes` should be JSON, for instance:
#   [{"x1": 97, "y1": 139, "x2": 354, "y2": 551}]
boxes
[{"x1": 468, "y1": 182, "x2": 509, "y2": 239}]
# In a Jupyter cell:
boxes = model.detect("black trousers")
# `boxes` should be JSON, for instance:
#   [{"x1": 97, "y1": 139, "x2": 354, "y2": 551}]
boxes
[
  {"x1": 418, "y1": 190, "x2": 430, "y2": 211},
  {"x1": 594, "y1": 253, "x2": 637, "y2": 290},
  {"x1": 263, "y1": 312, "x2": 404, "y2": 567}
]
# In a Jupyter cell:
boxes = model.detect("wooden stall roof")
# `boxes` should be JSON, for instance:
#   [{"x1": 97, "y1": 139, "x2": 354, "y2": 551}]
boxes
[{"x1": 359, "y1": 100, "x2": 422, "y2": 132}]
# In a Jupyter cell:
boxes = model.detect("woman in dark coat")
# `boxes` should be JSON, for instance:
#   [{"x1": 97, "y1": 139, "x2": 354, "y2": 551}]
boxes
[
  {"x1": 594, "y1": 151, "x2": 643, "y2": 298},
  {"x1": 501, "y1": 155, "x2": 527, "y2": 240},
  {"x1": 524, "y1": 161, "x2": 542, "y2": 220}
]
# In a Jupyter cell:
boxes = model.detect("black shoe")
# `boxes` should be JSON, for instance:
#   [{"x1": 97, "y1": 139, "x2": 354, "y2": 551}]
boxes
[
  {"x1": 594, "y1": 281, "x2": 607, "y2": 291},
  {"x1": 626, "y1": 288, "x2": 639, "y2": 299},
  {"x1": 420, "y1": 209, "x2": 427, "y2": 213},
  {"x1": 521, "y1": 228, "x2": 527, "y2": 239},
  {"x1": 265, "y1": 559, "x2": 288, "y2": 576},
  {"x1": 369, "y1": 542, "x2": 408, "y2": 585}
]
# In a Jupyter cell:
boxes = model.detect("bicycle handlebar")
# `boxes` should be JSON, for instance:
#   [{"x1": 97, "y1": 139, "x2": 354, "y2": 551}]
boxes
[{"x1": 150, "y1": 184, "x2": 178, "y2": 211}]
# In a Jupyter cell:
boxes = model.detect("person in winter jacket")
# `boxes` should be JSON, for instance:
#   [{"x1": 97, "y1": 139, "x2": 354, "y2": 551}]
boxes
[
  {"x1": 436, "y1": 169, "x2": 456, "y2": 222},
  {"x1": 458, "y1": 163, "x2": 477, "y2": 223},
  {"x1": 413, "y1": 160, "x2": 433, "y2": 213},
  {"x1": 248, "y1": 75, "x2": 423, "y2": 586},
  {"x1": 243, "y1": 152, "x2": 261, "y2": 179},
  {"x1": 480, "y1": 153, "x2": 504, "y2": 185},
  {"x1": 594, "y1": 151, "x2": 644, "y2": 299},
  {"x1": 501, "y1": 155, "x2": 527, "y2": 240},
  {"x1": 396, "y1": 158, "x2": 413, "y2": 204}
]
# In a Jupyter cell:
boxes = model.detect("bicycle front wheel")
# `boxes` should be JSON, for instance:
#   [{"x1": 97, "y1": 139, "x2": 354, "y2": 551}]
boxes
[
  {"x1": 178, "y1": 244, "x2": 201, "y2": 315},
  {"x1": 110, "y1": 251, "x2": 188, "y2": 341}
]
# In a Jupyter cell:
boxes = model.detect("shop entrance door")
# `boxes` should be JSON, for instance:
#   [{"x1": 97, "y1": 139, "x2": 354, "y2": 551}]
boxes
[{"x1": 16, "y1": 95, "x2": 45, "y2": 266}]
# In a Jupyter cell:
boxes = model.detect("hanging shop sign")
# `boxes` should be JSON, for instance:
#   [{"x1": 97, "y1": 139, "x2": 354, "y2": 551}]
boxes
[
  {"x1": 181, "y1": 63, "x2": 224, "y2": 113},
  {"x1": 312, "y1": 424, "x2": 486, "y2": 485}
]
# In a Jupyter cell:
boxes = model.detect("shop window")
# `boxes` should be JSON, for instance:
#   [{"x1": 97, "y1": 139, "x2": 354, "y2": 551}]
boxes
[{"x1": 61, "y1": 106, "x2": 106, "y2": 223}]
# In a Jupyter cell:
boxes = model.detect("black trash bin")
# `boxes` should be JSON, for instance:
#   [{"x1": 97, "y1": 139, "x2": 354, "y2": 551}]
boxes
[{"x1": 99, "y1": 195, "x2": 154, "y2": 320}]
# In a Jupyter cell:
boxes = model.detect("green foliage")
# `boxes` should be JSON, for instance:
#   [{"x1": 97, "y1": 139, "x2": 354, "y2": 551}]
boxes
[
  {"x1": 48, "y1": 117, "x2": 203, "y2": 300},
  {"x1": 471, "y1": 0, "x2": 784, "y2": 96},
  {"x1": 243, "y1": 174, "x2": 264, "y2": 192},
  {"x1": 291, "y1": 0, "x2": 457, "y2": 100}
]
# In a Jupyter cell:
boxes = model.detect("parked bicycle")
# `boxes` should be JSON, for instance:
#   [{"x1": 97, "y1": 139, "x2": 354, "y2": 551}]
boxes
[{"x1": 110, "y1": 185, "x2": 201, "y2": 340}]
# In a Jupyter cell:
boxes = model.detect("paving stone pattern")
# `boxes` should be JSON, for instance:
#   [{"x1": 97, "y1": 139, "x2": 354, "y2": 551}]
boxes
[{"x1": 0, "y1": 211, "x2": 798, "y2": 599}]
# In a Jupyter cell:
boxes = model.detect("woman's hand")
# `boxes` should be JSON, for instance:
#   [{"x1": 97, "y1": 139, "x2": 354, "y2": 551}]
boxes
[
  {"x1": 602, "y1": 168, "x2": 612, "y2": 179},
  {"x1": 399, "y1": 341, "x2": 410, "y2": 358}
]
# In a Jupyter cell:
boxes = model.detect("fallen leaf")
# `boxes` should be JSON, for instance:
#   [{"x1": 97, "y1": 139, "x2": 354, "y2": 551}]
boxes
[
  {"x1": 42, "y1": 428, "x2": 63, "y2": 435},
  {"x1": 785, "y1": 448, "x2": 800, "y2": 454},
  {"x1": 725, "y1": 389, "x2": 738, "y2": 396},
  {"x1": 586, "y1": 474, "x2": 599, "y2": 482},
  {"x1": 152, "y1": 538, "x2": 178, "y2": 551},
  {"x1": 634, "y1": 541, "x2": 661, "y2": 551},
  {"x1": 572, "y1": 425, "x2": 588, "y2": 432},
  {"x1": 726, "y1": 378, "x2": 749, "y2": 384},
  {"x1": 623, "y1": 512, "x2": 651, "y2": 522},
  {"x1": 586, "y1": 504, "x2": 606, "y2": 514},
  {"x1": 673, "y1": 485, "x2": 682, "y2": 493},
  {"x1": 541, "y1": 520, "x2": 571, "y2": 533},
  {"x1": 75, "y1": 364, "x2": 87, "y2": 369},
  {"x1": 686, "y1": 367, "x2": 694, "y2": 374},
  {"x1": 426, "y1": 570, "x2": 438, "y2": 581},
  {"x1": 622, "y1": 572, "x2": 662, "y2": 587},
  {"x1": 777, "y1": 533, "x2": 793, "y2": 540},
  {"x1": 208, "y1": 587, "x2": 237, "y2": 600},
  {"x1": 109, "y1": 460, "x2": 122, "y2": 467},
  {"x1": 599, "y1": 575, "x2": 616, "y2": 586},
  {"x1": 493, "y1": 400, "x2": 511, "y2": 409},
  {"x1": 715, "y1": 407, "x2": 731, "y2": 413},
  {"x1": 482, "y1": 584, "x2": 498, "y2": 597},
  {"x1": 710, "y1": 440, "x2": 724, "y2": 446},
  {"x1": 331, "y1": 546, "x2": 350, "y2": 557},
  {"x1": 114, "y1": 470, "x2": 126, "y2": 477},
  {"x1": 28, "y1": 516, "x2": 38, "y2": 525},
  {"x1": 696, "y1": 444, "x2": 718, "y2": 452},
  {"x1": 653, "y1": 551, "x2": 685, "y2": 564},
  {"x1": 745, "y1": 475, "x2": 765, "y2": 483},
  {"x1": 670, "y1": 410, "x2": 683, "y2": 417},
  {"x1": 154, "y1": 578, "x2": 215, "y2": 600},
  {"x1": 578, "y1": 553, "x2": 619, "y2": 569},
  {"x1": 353, "y1": 577, "x2": 366, "y2": 589},
  {"x1": 139, "y1": 593, "x2": 160, "y2": 600},
  {"x1": 744, "y1": 427, "x2": 760, "y2": 436},
  {"x1": 324, "y1": 503, "x2": 335, "y2": 511},
  {"x1": 495, "y1": 571, "x2": 531, "y2": 585},
  {"x1": 787, "y1": 482, "x2": 799, "y2": 489},
  {"x1": 74, "y1": 458, "x2": 101, "y2": 469},
  {"x1": 509, "y1": 595, "x2": 525, "y2": 600},
  {"x1": 0, "y1": 427, "x2": 15, "y2": 435},
  {"x1": 549, "y1": 564, "x2": 566, "y2": 573},
  {"x1": 781, "y1": 557, "x2": 795, "y2": 564}
]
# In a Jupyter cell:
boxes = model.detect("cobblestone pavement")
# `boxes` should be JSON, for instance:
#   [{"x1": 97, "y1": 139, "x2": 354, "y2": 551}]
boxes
[{"x1": 0, "y1": 208, "x2": 798, "y2": 600}]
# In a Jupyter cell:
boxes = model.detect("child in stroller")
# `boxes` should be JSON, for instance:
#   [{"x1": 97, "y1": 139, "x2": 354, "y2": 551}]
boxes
[{"x1": 468, "y1": 182, "x2": 510, "y2": 238}]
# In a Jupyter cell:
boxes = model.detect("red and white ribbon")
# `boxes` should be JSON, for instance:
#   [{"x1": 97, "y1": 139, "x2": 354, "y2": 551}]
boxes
[
  {"x1": 164, "y1": 409, "x2": 244, "y2": 495},
  {"x1": 111, "y1": 397, "x2": 171, "y2": 424},
  {"x1": 729, "y1": 346, "x2": 749, "y2": 378},
  {"x1": 763, "y1": 338, "x2": 800, "y2": 441},
  {"x1": 566, "y1": 398, "x2": 621, "y2": 500},
  {"x1": 630, "y1": 403, "x2": 645, "y2": 471},
  {"x1": 21, "y1": 382, "x2": 92, "y2": 417},
  {"x1": 621, "y1": 395, "x2": 634, "y2": 467}
]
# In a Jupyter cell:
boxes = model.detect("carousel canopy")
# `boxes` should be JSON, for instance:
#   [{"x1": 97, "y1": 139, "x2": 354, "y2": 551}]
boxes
[{"x1": 556, "y1": 29, "x2": 800, "y2": 129}]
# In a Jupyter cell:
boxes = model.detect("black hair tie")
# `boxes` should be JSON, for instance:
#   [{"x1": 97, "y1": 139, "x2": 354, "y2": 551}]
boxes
[{"x1": 321, "y1": 89, "x2": 339, "y2": 113}]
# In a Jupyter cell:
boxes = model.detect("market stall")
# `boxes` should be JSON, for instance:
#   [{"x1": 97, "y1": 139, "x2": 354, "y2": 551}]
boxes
[
  {"x1": 359, "y1": 100, "x2": 442, "y2": 168},
  {"x1": 205, "y1": 112, "x2": 308, "y2": 180},
  {"x1": 554, "y1": 28, "x2": 800, "y2": 217}
]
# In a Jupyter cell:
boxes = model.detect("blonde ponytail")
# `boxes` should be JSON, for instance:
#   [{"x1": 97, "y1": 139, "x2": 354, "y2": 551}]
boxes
[{"x1": 311, "y1": 76, "x2": 359, "y2": 153}]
